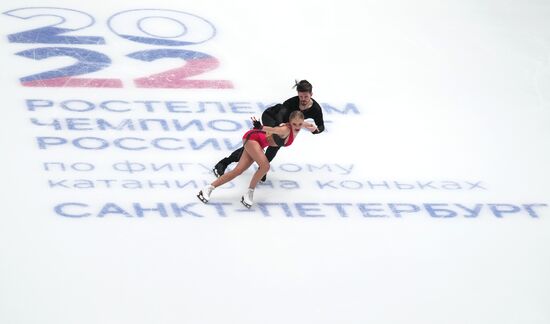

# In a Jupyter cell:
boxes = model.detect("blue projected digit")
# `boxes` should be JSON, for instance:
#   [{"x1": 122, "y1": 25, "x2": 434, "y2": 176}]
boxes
[
  {"x1": 17, "y1": 47, "x2": 121, "y2": 87},
  {"x1": 3, "y1": 7, "x2": 104, "y2": 44},
  {"x1": 108, "y1": 9, "x2": 216, "y2": 46}
]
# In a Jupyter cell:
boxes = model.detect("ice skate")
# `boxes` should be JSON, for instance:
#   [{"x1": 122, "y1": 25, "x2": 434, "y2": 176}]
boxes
[
  {"x1": 197, "y1": 185, "x2": 215, "y2": 203},
  {"x1": 241, "y1": 188, "x2": 255, "y2": 209}
]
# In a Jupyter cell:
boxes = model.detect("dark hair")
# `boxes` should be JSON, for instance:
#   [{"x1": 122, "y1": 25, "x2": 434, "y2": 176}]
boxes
[
  {"x1": 289, "y1": 110, "x2": 305, "y2": 121},
  {"x1": 293, "y1": 80, "x2": 312, "y2": 93}
]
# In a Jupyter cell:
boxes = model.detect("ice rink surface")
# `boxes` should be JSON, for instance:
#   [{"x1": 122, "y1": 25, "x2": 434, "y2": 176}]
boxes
[{"x1": 1, "y1": 0, "x2": 549, "y2": 323}]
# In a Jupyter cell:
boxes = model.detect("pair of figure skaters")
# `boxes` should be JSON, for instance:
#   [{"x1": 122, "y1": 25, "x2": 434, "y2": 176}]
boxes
[{"x1": 197, "y1": 80, "x2": 325, "y2": 208}]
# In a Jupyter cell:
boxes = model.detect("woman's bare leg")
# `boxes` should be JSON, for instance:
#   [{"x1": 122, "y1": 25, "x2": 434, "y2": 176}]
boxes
[
  {"x1": 243, "y1": 142, "x2": 270, "y2": 189},
  {"x1": 211, "y1": 145, "x2": 254, "y2": 188}
]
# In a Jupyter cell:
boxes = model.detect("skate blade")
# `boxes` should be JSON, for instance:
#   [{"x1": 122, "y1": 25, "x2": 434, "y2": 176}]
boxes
[
  {"x1": 197, "y1": 191, "x2": 208, "y2": 204},
  {"x1": 240, "y1": 196, "x2": 252, "y2": 209}
]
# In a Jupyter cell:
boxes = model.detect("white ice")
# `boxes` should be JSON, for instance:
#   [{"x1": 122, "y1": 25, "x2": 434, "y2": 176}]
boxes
[{"x1": 0, "y1": 1, "x2": 549, "y2": 323}]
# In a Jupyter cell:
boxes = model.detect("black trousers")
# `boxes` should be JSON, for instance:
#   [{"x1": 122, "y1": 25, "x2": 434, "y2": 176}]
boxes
[{"x1": 220, "y1": 112, "x2": 281, "y2": 165}]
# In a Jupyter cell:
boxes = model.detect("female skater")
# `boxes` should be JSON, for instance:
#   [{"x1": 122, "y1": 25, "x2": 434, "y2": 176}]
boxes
[{"x1": 197, "y1": 110, "x2": 316, "y2": 208}]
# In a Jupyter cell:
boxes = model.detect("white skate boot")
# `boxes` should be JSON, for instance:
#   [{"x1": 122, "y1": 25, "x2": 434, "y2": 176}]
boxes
[
  {"x1": 241, "y1": 188, "x2": 255, "y2": 209},
  {"x1": 197, "y1": 185, "x2": 215, "y2": 203}
]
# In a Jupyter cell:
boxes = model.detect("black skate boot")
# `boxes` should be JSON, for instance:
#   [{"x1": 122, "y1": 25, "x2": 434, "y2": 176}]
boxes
[{"x1": 213, "y1": 161, "x2": 227, "y2": 178}]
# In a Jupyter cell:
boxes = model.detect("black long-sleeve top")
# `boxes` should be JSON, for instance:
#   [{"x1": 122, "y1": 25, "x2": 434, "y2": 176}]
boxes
[{"x1": 263, "y1": 96, "x2": 325, "y2": 134}]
